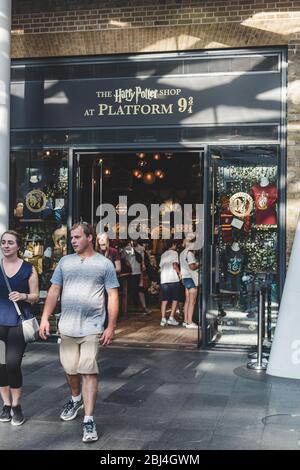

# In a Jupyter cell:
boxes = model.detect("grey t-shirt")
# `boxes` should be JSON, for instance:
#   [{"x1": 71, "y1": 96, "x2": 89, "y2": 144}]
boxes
[{"x1": 51, "y1": 253, "x2": 119, "y2": 337}]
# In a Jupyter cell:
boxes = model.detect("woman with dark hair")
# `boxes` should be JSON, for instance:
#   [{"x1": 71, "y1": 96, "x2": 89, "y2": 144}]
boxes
[{"x1": 0, "y1": 230, "x2": 39, "y2": 426}]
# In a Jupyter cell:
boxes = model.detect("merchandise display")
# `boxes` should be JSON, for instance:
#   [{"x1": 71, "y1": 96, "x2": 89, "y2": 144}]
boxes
[
  {"x1": 220, "y1": 242, "x2": 246, "y2": 293},
  {"x1": 210, "y1": 156, "x2": 279, "y2": 337},
  {"x1": 251, "y1": 177, "x2": 278, "y2": 225},
  {"x1": 11, "y1": 152, "x2": 68, "y2": 291}
]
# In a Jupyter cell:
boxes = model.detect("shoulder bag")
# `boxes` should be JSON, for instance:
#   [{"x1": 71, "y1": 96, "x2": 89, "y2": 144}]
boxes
[{"x1": 0, "y1": 260, "x2": 39, "y2": 343}]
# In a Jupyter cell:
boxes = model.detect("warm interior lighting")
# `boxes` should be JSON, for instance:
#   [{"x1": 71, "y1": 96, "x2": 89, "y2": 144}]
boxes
[
  {"x1": 153, "y1": 153, "x2": 161, "y2": 160},
  {"x1": 143, "y1": 172, "x2": 156, "y2": 184},
  {"x1": 103, "y1": 168, "x2": 111, "y2": 177},
  {"x1": 155, "y1": 170, "x2": 165, "y2": 179},
  {"x1": 137, "y1": 152, "x2": 146, "y2": 159},
  {"x1": 133, "y1": 169, "x2": 143, "y2": 179}
]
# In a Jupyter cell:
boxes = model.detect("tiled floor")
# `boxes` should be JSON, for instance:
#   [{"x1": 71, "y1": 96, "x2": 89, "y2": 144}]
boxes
[{"x1": 0, "y1": 342, "x2": 299, "y2": 450}]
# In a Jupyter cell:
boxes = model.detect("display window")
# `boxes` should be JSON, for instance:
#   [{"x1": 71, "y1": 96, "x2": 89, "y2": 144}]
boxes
[
  {"x1": 10, "y1": 149, "x2": 68, "y2": 294},
  {"x1": 206, "y1": 146, "x2": 280, "y2": 346}
]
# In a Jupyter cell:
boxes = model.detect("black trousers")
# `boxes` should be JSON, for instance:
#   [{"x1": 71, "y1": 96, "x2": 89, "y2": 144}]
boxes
[{"x1": 0, "y1": 325, "x2": 26, "y2": 389}]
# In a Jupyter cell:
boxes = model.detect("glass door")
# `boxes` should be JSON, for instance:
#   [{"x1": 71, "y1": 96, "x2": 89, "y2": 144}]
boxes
[
  {"x1": 72, "y1": 151, "x2": 102, "y2": 228},
  {"x1": 204, "y1": 145, "x2": 281, "y2": 347}
]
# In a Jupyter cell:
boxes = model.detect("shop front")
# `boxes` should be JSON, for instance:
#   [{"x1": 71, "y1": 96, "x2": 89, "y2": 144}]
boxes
[{"x1": 10, "y1": 47, "x2": 286, "y2": 348}]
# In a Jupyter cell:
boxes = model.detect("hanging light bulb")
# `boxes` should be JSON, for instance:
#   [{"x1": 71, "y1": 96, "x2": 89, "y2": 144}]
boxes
[
  {"x1": 103, "y1": 168, "x2": 111, "y2": 177},
  {"x1": 137, "y1": 152, "x2": 146, "y2": 159},
  {"x1": 133, "y1": 169, "x2": 143, "y2": 179},
  {"x1": 156, "y1": 170, "x2": 165, "y2": 179},
  {"x1": 138, "y1": 159, "x2": 148, "y2": 167},
  {"x1": 165, "y1": 152, "x2": 173, "y2": 159},
  {"x1": 153, "y1": 153, "x2": 161, "y2": 160},
  {"x1": 143, "y1": 172, "x2": 156, "y2": 184}
]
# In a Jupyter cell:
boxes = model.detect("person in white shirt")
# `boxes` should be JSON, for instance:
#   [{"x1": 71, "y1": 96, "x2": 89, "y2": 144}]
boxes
[
  {"x1": 179, "y1": 235, "x2": 199, "y2": 329},
  {"x1": 123, "y1": 240, "x2": 151, "y2": 314},
  {"x1": 159, "y1": 240, "x2": 181, "y2": 327}
]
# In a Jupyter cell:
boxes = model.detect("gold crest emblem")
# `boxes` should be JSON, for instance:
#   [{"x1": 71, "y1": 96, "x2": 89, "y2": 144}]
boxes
[
  {"x1": 229, "y1": 192, "x2": 253, "y2": 218},
  {"x1": 25, "y1": 189, "x2": 47, "y2": 213}
]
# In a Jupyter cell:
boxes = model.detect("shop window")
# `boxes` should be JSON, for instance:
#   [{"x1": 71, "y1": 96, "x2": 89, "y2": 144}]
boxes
[
  {"x1": 10, "y1": 149, "x2": 68, "y2": 295},
  {"x1": 207, "y1": 146, "x2": 279, "y2": 346}
]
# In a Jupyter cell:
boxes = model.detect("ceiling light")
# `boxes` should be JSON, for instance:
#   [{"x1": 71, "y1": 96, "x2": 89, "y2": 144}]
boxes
[
  {"x1": 156, "y1": 170, "x2": 165, "y2": 179},
  {"x1": 137, "y1": 152, "x2": 146, "y2": 159},
  {"x1": 133, "y1": 169, "x2": 143, "y2": 179},
  {"x1": 143, "y1": 172, "x2": 156, "y2": 184}
]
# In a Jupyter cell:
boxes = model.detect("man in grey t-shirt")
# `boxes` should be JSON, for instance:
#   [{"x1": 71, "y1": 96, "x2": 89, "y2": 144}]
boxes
[{"x1": 39, "y1": 222, "x2": 119, "y2": 443}]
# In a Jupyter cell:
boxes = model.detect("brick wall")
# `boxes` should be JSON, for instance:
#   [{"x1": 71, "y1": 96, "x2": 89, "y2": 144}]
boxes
[{"x1": 11, "y1": 0, "x2": 300, "y2": 259}]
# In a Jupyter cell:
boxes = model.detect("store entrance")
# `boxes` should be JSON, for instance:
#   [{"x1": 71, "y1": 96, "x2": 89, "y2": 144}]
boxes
[{"x1": 73, "y1": 150, "x2": 204, "y2": 348}]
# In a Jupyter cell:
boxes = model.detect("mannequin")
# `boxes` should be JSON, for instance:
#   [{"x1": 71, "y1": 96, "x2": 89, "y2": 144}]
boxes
[
  {"x1": 259, "y1": 176, "x2": 269, "y2": 187},
  {"x1": 231, "y1": 241, "x2": 240, "y2": 252},
  {"x1": 220, "y1": 242, "x2": 245, "y2": 293},
  {"x1": 251, "y1": 177, "x2": 278, "y2": 225}
]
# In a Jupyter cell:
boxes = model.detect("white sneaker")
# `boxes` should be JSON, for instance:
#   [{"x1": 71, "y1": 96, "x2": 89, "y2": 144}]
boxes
[
  {"x1": 185, "y1": 322, "x2": 198, "y2": 329},
  {"x1": 160, "y1": 318, "x2": 167, "y2": 327},
  {"x1": 182, "y1": 322, "x2": 187, "y2": 327},
  {"x1": 167, "y1": 317, "x2": 179, "y2": 326},
  {"x1": 82, "y1": 420, "x2": 98, "y2": 443}
]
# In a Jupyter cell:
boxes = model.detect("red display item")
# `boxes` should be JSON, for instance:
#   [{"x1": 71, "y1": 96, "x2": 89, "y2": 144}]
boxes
[
  {"x1": 251, "y1": 183, "x2": 278, "y2": 225},
  {"x1": 220, "y1": 196, "x2": 233, "y2": 242},
  {"x1": 219, "y1": 196, "x2": 250, "y2": 242}
]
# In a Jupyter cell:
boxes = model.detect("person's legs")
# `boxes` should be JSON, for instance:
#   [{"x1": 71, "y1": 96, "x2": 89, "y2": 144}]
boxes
[
  {"x1": 166, "y1": 300, "x2": 179, "y2": 326},
  {"x1": 160, "y1": 300, "x2": 168, "y2": 326},
  {"x1": 81, "y1": 374, "x2": 97, "y2": 416},
  {"x1": 170, "y1": 300, "x2": 178, "y2": 317},
  {"x1": 0, "y1": 326, "x2": 10, "y2": 406},
  {"x1": 138, "y1": 291, "x2": 146, "y2": 310},
  {"x1": 59, "y1": 335, "x2": 83, "y2": 421},
  {"x1": 187, "y1": 287, "x2": 198, "y2": 324},
  {"x1": 0, "y1": 326, "x2": 12, "y2": 422},
  {"x1": 78, "y1": 335, "x2": 100, "y2": 443},
  {"x1": 138, "y1": 286, "x2": 151, "y2": 314},
  {"x1": 65, "y1": 373, "x2": 81, "y2": 397},
  {"x1": 161, "y1": 300, "x2": 168, "y2": 318},
  {"x1": 0, "y1": 386, "x2": 11, "y2": 406},
  {"x1": 5, "y1": 325, "x2": 26, "y2": 425},
  {"x1": 183, "y1": 288, "x2": 190, "y2": 324}
]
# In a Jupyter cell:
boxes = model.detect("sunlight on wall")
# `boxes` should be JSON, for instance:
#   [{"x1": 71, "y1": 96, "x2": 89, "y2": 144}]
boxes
[
  {"x1": 242, "y1": 12, "x2": 300, "y2": 35},
  {"x1": 288, "y1": 80, "x2": 300, "y2": 105},
  {"x1": 141, "y1": 34, "x2": 200, "y2": 52}
]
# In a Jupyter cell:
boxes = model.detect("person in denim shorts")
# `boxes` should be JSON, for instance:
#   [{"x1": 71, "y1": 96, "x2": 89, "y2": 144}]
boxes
[
  {"x1": 179, "y1": 236, "x2": 199, "y2": 329},
  {"x1": 39, "y1": 222, "x2": 119, "y2": 443}
]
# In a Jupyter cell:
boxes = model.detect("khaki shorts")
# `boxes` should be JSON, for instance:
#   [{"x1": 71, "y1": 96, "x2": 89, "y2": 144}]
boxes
[{"x1": 59, "y1": 334, "x2": 101, "y2": 375}]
